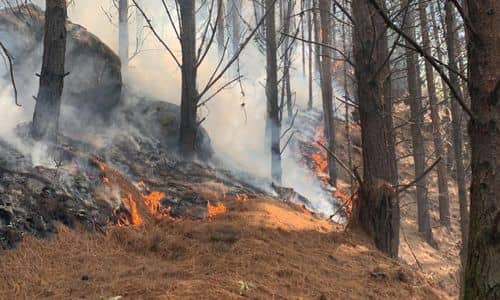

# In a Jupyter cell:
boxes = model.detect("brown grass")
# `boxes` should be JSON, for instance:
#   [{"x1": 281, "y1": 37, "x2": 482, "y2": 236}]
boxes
[{"x1": 0, "y1": 197, "x2": 447, "y2": 300}]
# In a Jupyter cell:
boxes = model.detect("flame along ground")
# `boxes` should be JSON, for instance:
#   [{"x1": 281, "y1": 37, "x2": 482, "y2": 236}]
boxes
[
  {"x1": 95, "y1": 159, "x2": 228, "y2": 226},
  {"x1": 310, "y1": 125, "x2": 352, "y2": 214}
]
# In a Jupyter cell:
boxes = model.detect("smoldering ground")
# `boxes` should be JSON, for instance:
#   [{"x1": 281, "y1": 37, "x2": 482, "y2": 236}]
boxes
[{"x1": 0, "y1": 0, "x2": 340, "y2": 216}]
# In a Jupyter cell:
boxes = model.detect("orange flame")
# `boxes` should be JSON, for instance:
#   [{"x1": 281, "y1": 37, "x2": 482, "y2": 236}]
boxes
[
  {"x1": 121, "y1": 193, "x2": 144, "y2": 225},
  {"x1": 207, "y1": 201, "x2": 227, "y2": 218},
  {"x1": 144, "y1": 191, "x2": 168, "y2": 217}
]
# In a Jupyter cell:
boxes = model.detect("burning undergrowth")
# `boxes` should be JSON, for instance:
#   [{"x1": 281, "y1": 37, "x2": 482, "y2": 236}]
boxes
[
  {"x1": 290, "y1": 108, "x2": 357, "y2": 220},
  {"x1": 0, "y1": 93, "x2": 332, "y2": 249}
]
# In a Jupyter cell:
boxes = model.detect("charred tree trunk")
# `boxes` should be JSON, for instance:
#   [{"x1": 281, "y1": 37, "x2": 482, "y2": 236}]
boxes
[
  {"x1": 401, "y1": 0, "x2": 433, "y2": 244},
  {"x1": 464, "y1": 1, "x2": 500, "y2": 298},
  {"x1": 445, "y1": 1, "x2": 469, "y2": 255},
  {"x1": 265, "y1": 0, "x2": 282, "y2": 183},
  {"x1": 179, "y1": 0, "x2": 199, "y2": 157},
  {"x1": 119, "y1": 0, "x2": 129, "y2": 71},
  {"x1": 352, "y1": 0, "x2": 399, "y2": 258},
  {"x1": 31, "y1": 0, "x2": 67, "y2": 142},
  {"x1": 319, "y1": 0, "x2": 337, "y2": 186},
  {"x1": 418, "y1": 0, "x2": 451, "y2": 227}
]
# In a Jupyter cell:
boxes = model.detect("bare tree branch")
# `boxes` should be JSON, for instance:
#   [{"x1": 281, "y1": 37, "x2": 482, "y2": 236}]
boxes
[
  {"x1": 0, "y1": 40, "x2": 20, "y2": 106},
  {"x1": 367, "y1": 0, "x2": 474, "y2": 120}
]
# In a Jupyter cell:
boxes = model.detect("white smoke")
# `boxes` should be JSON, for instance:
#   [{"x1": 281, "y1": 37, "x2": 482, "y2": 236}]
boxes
[{"x1": 0, "y1": 0, "x2": 340, "y2": 215}]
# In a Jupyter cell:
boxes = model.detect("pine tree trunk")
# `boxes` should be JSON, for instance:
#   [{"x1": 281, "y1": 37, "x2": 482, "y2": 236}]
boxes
[
  {"x1": 342, "y1": 0, "x2": 352, "y2": 182},
  {"x1": 216, "y1": 0, "x2": 225, "y2": 55},
  {"x1": 463, "y1": 0, "x2": 500, "y2": 298},
  {"x1": 231, "y1": 0, "x2": 242, "y2": 56},
  {"x1": 380, "y1": 2, "x2": 398, "y2": 187},
  {"x1": 312, "y1": 0, "x2": 321, "y2": 75},
  {"x1": 265, "y1": 0, "x2": 282, "y2": 183},
  {"x1": 307, "y1": 0, "x2": 313, "y2": 110},
  {"x1": 402, "y1": 0, "x2": 433, "y2": 244},
  {"x1": 352, "y1": 0, "x2": 399, "y2": 258},
  {"x1": 31, "y1": 0, "x2": 67, "y2": 142},
  {"x1": 445, "y1": 1, "x2": 469, "y2": 256},
  {"x1": 179, "y1": 0, "x2": 198, "y2": 157},
  {"x1": 119, "y1": 0, "x2": 129, "y2": 71},
  {"x1": 418, "y1": 0, "x2": 451, "y2": 227},
  {"x1": 319, "y1": 0, "x2": 337, "y2": 187}
]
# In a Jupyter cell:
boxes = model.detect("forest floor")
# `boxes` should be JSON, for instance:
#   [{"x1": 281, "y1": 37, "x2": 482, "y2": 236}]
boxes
[
  {"x1": 0, "y1": 194, "x2": 449, "y2": 300},
  {"x1": 0, "y1": 108, "x2": 461, "y2": 299},
  {"x1": 398, "y1": 161, "x2": 462, "y2": 298}
]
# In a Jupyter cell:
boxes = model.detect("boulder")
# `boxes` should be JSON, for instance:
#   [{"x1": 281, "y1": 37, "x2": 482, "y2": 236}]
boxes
[{"x1": 0, "y1": 4, "x2": 122, "y2": 121}]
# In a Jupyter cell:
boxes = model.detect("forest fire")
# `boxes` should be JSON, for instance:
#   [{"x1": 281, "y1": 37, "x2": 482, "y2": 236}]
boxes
[
  {"x1": 207, "y1": 201, "x2": 227, "y2": 218},
  {"x1": 117, "y1": 193, "x2": 144, "y2": 226},
  {"x1": 310, "y1": 127, "x2": 330, "y2": 185},
  {"x1": 305, "y1": 125, "x2": 352, "y2": 215},
  {"x1": 144, "y1": 191, "x2": 169, "y2": 217}
]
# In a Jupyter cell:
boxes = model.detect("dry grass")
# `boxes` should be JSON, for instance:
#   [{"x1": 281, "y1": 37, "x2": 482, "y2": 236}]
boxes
[{"x1": 0, "y1": 196, "x2": 447, "y2": 300}]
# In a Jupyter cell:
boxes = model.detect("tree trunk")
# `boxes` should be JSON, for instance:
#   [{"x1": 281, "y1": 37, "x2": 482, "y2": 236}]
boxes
[
  {"x1": 281, "y1": 0, "x2": 293, "y2": 120},
  {"x1": 381, "y1": 3, "x2": 398, "y2": 187},
  {"x1": 434, "y1": 0, "x2": 455, "y2": 175},
  {"x1": 445, "y1": 1, "x2": 469, "y2": 257},
  {"x1": 418, "y1": 0, "x2": 451, "y2": 227},
  {"x1": 342, "y1": 0, "x2": 352, "y2": 182},
  {"x1": 312, "y1": 0, "x2": 321, "y2": 75},
  {"x1": 307, "y1": 0, "x2": 313, "y2": 110},
  {"x1": 216, "y1": 0, "x2": 226, "y2": 55},
  {"x1": 230, "y1": 0, "x2": 242, "y2": 56},
  {"x1": 119, "y1": 0, "x2": 129, "y2": 71},
  {"x1": 463, "y1": 0, "x2": 500, "y2": 298},
  {"x1": 179, "y1": 0, "x2": 199, "y2": 157},
  {"x1": 402, "y1": 0, "x2": 433, "y2": 244},
  {"x1": 352, "y1": 0, "x2": 399, "y2": 258},
  {"x1": 319, "y1": 0, "x2": 337, "y2": 186},
  {"x1": 31, "y1": 0, "x2": 67, "y2": 142},
  {"x1": 265, "y1": 0, "x2": 282, "y2": 183}
]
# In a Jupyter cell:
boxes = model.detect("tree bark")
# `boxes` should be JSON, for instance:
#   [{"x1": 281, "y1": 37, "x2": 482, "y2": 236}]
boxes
[
  {"x1": 31, "y1": 0, "x2": 67, "y2": 142},
  {"x1": 342, "y1": 0, "x2": 352, "y2": 182},
  {"x1": 401, "y1": 0, "x2": 433, "y2": 244},
  {"x1": 381, "y1": 3, "x2": 398, "y2": 187},
  {"x1": 119, "y1": 0, "x2": 129, "y2": 71},
  {"x1": 179, "y1": 0, "x2": 199, "y2": 157},
  {"x1": 319, "y1": 0, "x2": 337, "y2": 187},
  {"x1": 216, "y1": 0, "x2": 226, "y2": 55},
  {"x1": 312, "y1": 0, "x2": 321, "y2": 75},
  {"x1": 445, "y1": 1, "x2": 469, "y2": 256},
  {"x1": 464, "y1": 0, "x2": 500, "y2": 299},
  {"x1": 230, "y1": 0, "x2": 242, "y2": 56},
  {"x1": 307, "y1": 0, "x2": 313, "y2": 110},
  {"x1": 352, "y1": 0, "x2": 399, "y2": 258},
  {"x1": 463, "y1": 0, "x2": 500, "y2": 298},
  {"x1": 418, "y1": 0, "x2": 451, "y2": 228},
  {"x1": 265, "y1": 0, "x2": 282, "y2": 183}
]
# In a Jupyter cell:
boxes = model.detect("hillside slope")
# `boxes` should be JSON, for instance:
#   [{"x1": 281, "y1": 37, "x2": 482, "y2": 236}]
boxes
[{"x1": 0, "y1": 195, "x2": 448, "y2": 299}]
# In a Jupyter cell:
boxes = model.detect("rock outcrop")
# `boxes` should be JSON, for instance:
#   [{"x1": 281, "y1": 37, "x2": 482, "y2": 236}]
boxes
[{"x1": 0, "y1": 4, "x2": 122, "y2": 121}]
